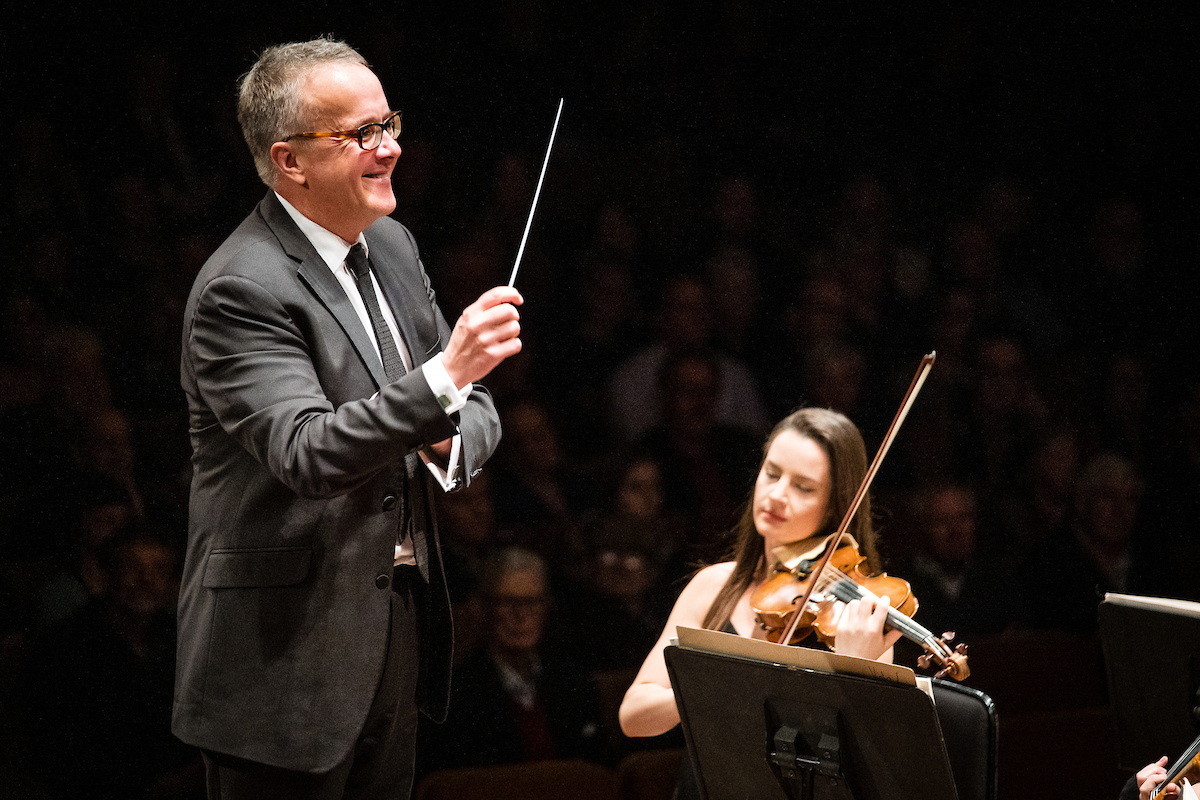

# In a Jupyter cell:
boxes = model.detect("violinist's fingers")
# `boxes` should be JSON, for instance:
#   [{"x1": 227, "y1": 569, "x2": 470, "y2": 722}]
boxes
[
  {"x1": 871, "y1": 595, "x2": 904, "y2": 649},
  {"x1": 832, "y1": 599, "x2": 894, "y2": 661},
  {"x1": 1136, "y1": 757, "x2": 1169, "y2": 785},
  {"x1": 1146, "y1": 782, "x2": 1181, "y2": 800},
  {"x1": 1136, "y1": 757, "x2": 1172, "y2": 800},
  {"x1": 846, "y1": 594, "x2": 890, "y2": 633},
  {"x1": 871, "y1": 595, "x2": 891, "y2": 628}
]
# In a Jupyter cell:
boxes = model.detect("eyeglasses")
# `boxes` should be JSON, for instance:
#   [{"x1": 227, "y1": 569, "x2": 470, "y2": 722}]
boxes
[{"x1": 282, "y1": 110, "x2": 402, "y2": 151}]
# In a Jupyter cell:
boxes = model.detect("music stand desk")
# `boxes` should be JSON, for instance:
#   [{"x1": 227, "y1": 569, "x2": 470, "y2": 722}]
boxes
[
  {"x1": 664, "y1": 631, "x2": 959, "y2": 800},
  {"x1": 1100, "y1": 593, "x2": 1200, "y2": 771}
]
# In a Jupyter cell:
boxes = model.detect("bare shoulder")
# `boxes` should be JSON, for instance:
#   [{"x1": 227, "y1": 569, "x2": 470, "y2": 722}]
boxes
[
  {"x1": 694, "y1": 561, "x2": 736, "y2": 586},
  {"x1": 661, "y1": 561, "x2": 736, "y2": 631},
  {"x1": 679, "y1": 562, "x2": 736, "y2": 603}
]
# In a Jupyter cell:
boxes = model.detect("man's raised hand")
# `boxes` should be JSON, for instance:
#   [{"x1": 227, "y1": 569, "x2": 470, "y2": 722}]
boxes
[{"x1": 441, "y1": 286, "x2": 523, "y2": 388}]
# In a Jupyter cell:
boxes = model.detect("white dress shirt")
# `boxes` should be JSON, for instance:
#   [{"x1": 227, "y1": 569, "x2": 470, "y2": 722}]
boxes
[{"x1": 276, "y1": 193, "x2": 468, "y2": 564}]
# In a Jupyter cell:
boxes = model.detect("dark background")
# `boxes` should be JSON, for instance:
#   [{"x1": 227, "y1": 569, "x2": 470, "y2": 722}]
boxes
[{"x1": 2, "y1": 3, "x2": 1197, "y2": 799}]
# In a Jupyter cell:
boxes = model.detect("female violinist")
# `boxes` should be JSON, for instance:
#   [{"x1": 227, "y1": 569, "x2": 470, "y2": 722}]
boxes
[{"x1": 618, "y1": 407, "x2": 902, "y2": 741}]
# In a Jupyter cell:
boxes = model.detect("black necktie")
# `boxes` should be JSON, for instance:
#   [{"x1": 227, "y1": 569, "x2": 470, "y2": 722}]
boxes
[
  {"x1": 347, "y1": 243, "x2": 407, "y2": 382},
  {"x1": 346, "y1": 244, "x2": 422, "y2": 560}
]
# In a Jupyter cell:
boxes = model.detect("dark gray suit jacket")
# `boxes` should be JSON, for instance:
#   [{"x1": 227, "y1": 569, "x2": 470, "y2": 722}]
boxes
[{"x1": 172, "y1": 192, "x2": 501, "y2": 772}]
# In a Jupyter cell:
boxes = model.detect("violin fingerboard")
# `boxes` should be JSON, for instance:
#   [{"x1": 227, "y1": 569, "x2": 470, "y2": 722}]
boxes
[{"x1": 829, "y1": 580, "x2": 865, "y2": 604}]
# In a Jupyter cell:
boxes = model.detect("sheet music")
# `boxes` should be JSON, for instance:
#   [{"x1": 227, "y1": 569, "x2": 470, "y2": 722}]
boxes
[{"x1": 675, "y1": 626, "x2": 918, "y2": 686}]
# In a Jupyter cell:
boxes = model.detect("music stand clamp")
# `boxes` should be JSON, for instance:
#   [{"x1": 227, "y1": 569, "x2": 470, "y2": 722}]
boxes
[{"x1": 769, "y1": 715, "x2": 849, "y2": 800}]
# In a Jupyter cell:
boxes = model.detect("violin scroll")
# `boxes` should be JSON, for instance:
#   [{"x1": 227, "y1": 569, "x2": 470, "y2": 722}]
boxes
[{"x1": 916, "y1": 634, "x2": 971, "y2": 681}]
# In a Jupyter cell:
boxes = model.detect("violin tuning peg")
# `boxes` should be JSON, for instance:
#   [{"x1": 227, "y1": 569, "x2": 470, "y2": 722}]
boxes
[
  {"x1": 955, "y1": 643, "x2": 968, "y2": 655},
  {"x1": 941, "y1": 631, "x2": 956, "y2": 643},
  {"x1": 917, "y1": 654, "x2": 932, "y2": 669}
]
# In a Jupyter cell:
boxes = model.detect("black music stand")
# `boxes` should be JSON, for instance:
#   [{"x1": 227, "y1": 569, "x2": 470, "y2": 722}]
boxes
[
  {"x1": 664, "y1": 644, "x2": 960, "y2": 800},
  {"x1": 1100, "y1": 593, "x2": 1200, "y2": 771}
]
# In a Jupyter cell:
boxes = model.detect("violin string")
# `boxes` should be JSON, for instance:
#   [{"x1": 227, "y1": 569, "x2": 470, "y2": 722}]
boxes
[{"x1": 817, "y1": 567, "x2": 949, "y2": 656}]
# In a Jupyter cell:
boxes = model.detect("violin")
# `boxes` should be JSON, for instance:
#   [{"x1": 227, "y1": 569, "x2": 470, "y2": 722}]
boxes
[
  {"x1": 749, "y1": 352, "x2": 971, "y2": 682},
  {"x1": 751, "y1": 535, "x2": 970, "y2": 681}
]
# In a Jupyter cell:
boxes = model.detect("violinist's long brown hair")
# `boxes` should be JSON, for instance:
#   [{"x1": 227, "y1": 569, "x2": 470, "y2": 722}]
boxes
[{"x1": 701, "y1": 407, "x2": 880, "y2": 630}]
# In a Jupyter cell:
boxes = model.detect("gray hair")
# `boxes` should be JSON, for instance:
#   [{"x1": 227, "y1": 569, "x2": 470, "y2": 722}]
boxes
[
  {"x1": 477, "y1": 547, "x2": 547, "y2": 596},
  {"x1": 237, "y1": 37, "x2": 369, "y2": 187},
  {"x1": 1074, "y1": 451, "x2": 1144, "y2": 513}
]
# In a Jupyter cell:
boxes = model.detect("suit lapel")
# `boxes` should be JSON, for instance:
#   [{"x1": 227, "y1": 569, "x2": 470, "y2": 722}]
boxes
[{"x1": 260, "y1": 193, "x2": 389, "y2": 389}]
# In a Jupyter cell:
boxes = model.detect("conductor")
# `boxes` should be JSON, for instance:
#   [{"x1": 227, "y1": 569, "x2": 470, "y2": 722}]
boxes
[{"x1": 172, "y1": 37, "x2": 522, "y2": 800}]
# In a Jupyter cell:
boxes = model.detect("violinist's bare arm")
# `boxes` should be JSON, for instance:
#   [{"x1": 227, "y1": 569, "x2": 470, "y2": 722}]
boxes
[
  {"x1": 1137, "y1": 756, "x2": 1178, "y2": 800},
  {"x1": 833, "y1": 595, "x2": 902, "y2": 662},
  {"x1": 619, "y1": 563, "x2": 734, "y2": 738}
]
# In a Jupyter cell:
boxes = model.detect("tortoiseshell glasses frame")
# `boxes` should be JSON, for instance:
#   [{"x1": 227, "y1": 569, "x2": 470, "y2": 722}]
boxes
[{"x1": 282, "y1": 110, "x2": 402, "y2": 151}]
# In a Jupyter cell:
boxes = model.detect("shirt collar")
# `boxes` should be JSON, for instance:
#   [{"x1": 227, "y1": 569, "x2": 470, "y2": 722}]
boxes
[{"x1": 274, "y1": 192, "x2": 368, "y2": 273}]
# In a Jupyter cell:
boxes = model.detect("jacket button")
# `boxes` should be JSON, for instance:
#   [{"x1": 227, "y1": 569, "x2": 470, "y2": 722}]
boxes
[
  {"x1": 382, "y1": 495, "x2": 398, "y2": 511},
  {"x1": 375, "y1": 574, "x2": 390, "y2": 590}
]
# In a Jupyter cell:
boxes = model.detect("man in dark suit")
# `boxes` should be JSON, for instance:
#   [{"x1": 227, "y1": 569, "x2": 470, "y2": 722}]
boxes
[{"x1": 172, "y1": 38, "x2": 523, "y2": 800}]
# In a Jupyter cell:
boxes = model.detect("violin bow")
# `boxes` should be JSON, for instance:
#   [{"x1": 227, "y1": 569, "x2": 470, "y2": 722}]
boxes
[
  {"x1": 779, "y1": 351, "x2": 937, "y2": 645},
  {"x1": 507, "y1": 98, "x2": 564, "y2": 288}
]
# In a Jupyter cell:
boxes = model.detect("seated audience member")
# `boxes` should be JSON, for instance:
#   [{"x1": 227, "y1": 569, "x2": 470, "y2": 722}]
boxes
[
  {"x1": 69, "y1": 406, "x2": 145, "y2": 518},
  {"x1": 704, "y1": 244, "x2": 772, "y2": 374},
  {"x1": 606, "y1": 273, "x2": 769, "y2": 443},
  {"x1": 636, "y1": 348, "x2": 762, "y2": 560},
  {"x1": 415, "y1": 548, "x2": 609, "y2": 781},
  {"x1": 568, "y1": 449, "x2": 688, "y2": 587},
  {"x1": 17, "y1": 524, "x2": 202, "y2": 800},
  {"x1": 31, "y1": 472, "x2": 142, "y2": 635},
  {"x1": 435, "y1": 469, "x2": 503, "y2": 605},
  {"x1": 563, "y1": 515, "x2": 680, "y2": 671},
  {"x1": 489, "y1": 396, "x2": 589, "y2": 552},
  {"x1": 556, "y1": 450, "x2": 688, "y2": 670},
  {"x1": 900, "y1": 482, "x2": 1013, "y2": 637},
  {"x1": 1018, "y1": 451, "x2": 1149, "y2": 632},
  {"x1": 962, "y1": 333, "x2": 1049, "y2": 493},
  {"x1": 989, "y1": 425, "x2": 1085, "y2": 565},
  {"x1": 433, "y1": 470, "x2": 516, "y2": 659}
]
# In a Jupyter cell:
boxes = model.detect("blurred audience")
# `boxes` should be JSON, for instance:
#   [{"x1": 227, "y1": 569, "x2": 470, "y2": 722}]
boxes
[
  {"x1": 606, "y1": 273, "x2": 770, "y2": 443},
  {"x1": 0, "y1": 8, "x2": 1191, "y2": 793},
  {"x1": 415, "y1": 548, "x2": 609, "y2": 780},
  {"x1": 634, "y1": 348, "x2": 762, "y2": 560},
  {"x1": 14, "y1": 525, "x2": 202, "y2": 800},
  {"x1": 488, "y1": 396, "x2": 590, "y2": 558},
  {"x1": 900, "y1": 482, "x2": 1013, "y2": 637},
  {"x1": 1018, "y1": 452, "x2": 1152, "y2": 632}
]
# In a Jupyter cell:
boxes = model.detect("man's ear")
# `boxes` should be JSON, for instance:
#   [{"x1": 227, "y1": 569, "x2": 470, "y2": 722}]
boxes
[{"x1": 271, "y1": 141, "x2": 307, "y2": 187}]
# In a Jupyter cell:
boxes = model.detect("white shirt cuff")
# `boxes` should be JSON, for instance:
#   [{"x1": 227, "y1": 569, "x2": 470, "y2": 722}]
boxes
[
  {"x1": 422, "y1": 352, "x2": 470, "y2": 415},
  {"x1": 420, "y1": 435, "x2": 462, "y2": 492}
]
